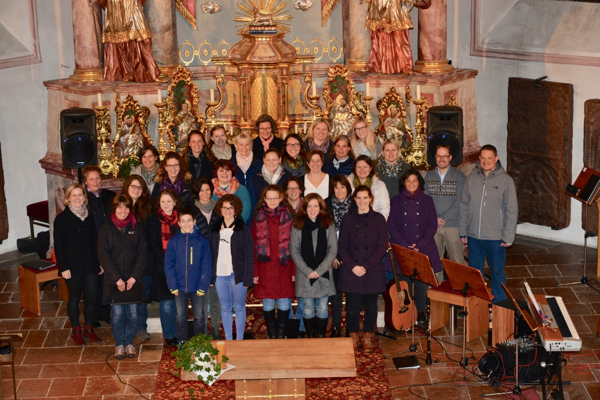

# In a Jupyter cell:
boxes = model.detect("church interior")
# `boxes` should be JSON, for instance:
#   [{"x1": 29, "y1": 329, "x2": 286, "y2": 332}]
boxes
[{"x1": 2, "y1": 0, "x2": 600, "y2": 398}]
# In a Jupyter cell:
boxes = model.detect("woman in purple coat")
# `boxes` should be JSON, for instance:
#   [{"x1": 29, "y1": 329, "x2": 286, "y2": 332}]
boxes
[
  {"x1": 388, "y1": 169, "x2": 441, "y2": 323},
  {"x1": 337, "y1": 186, "x2": 388, "y2": 353}
]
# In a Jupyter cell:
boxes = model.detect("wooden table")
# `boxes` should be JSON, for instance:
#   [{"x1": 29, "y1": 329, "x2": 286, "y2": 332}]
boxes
[
  {"x1": 18, "y1": 265, "x2": 68, "y2": 316},
  {"x1": 182, "y1": 338, "x2": 356, "y2": 399}
]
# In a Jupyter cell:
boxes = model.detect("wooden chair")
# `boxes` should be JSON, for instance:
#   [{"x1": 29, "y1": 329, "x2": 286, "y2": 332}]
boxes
[
  {"x1": 0, "y1": 333, "x2": 23, "y2": 399},
  {"x1": 26, "y1": 201, "x2": 49, "y2": 238}
]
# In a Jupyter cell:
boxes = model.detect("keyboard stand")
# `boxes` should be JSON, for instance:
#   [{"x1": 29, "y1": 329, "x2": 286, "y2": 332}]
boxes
[{"x1": 540, "y1": 351, "x2": 565, "y2": 400}]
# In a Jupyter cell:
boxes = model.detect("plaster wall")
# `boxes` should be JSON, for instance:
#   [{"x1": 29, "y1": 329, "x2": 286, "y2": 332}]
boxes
[
  {"x1": 0, "y1": 0, "x2": 74, "y2": 252},
  {"x1": 0, "y1": 0, "x2": 34, "y2": 52},
  {"x1": 448, "y1": 0, "x2": 599, "y2": 246}
]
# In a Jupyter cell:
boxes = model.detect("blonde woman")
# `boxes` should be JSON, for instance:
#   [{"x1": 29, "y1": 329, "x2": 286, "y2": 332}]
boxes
[
  {"x1": 350, "y1": 117, "x2": 382, "y2": 159},
  {"x1": 305, "y1": 118, "x2": 333, "y2": 162}
]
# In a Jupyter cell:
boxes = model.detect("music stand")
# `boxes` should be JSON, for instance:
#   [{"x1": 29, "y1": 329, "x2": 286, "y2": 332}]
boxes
[
  {"x1": 483, "y1": 283, "x2": 537, "y2": 398},
  {"x1": 392, "y1": 244, "x2": 439, "y2": 359},
  {"x1": 442, "y1": 259, "x2": 493, "y2": 367}
]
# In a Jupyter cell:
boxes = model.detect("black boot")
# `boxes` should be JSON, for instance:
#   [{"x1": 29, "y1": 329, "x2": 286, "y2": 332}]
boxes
[
  {"x1": 330, "y1": 325, "x2": 342, "y2": 338},
  {"x1": 303, "y1": 317, "x2": 316, "y2": 338},
  {"x1": 263, "y1": 309, "x2": 277, "y2": 339},
  {"x1": 315, "y1": 317, "x2": 328, "y2": 338},
  {"x1": 277, "y1": 310, "x2": 290, "y2": 339}
]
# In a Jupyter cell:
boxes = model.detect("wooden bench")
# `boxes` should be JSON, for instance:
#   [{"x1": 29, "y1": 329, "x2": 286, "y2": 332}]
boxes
[
  {"x1": 18, "y1": 265, "x2": 68, "y2": 316},
  {"x1": 182, "y1": 338, "x2": 356, "y2": 398}
]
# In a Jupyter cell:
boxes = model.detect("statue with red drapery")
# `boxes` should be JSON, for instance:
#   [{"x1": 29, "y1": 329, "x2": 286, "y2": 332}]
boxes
[
  {"x1": 98, "y1": 0, "x2": 161, "y2": 82},
  {"x1": 365, "y1": 0, "x2": 430, "y2": 75}
]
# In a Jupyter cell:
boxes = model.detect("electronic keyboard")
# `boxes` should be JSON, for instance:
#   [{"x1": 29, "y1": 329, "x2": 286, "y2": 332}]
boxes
[{"x1": 529, "y1": 294, "x2": 582, "y2": 352}]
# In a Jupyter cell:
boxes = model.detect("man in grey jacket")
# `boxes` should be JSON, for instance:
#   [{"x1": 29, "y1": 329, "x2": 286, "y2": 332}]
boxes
[
  {"x1": 459, "y1": 144, "x2": 518, "y2": 302},
  {"x1": 424, "y1": 145, "x2": 466, "y2": 271}
]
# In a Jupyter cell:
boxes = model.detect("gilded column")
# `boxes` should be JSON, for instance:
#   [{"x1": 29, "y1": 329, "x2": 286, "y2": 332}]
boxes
[
  {"x1": 413, "y1": 0, "x2": 454, "y2": 74},
  {"x1": 346, "y1": 0, "x2": 370, "y2": 72},
  {"x1": 144, "y1": 0, "x2": 178, "y2": 77},
  {"x1": 69, "y1": 0, "x2": 104, "y2": 82}
]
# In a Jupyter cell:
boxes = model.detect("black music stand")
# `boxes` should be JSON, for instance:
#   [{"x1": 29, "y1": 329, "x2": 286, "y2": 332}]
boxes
[
  {"x1": 392, "y1": 244, "x2": 439, "y2": 361},
  {"x1": 442, "y1": 259, "x2": 493, "y2": 367},
  {"x1": 483, "y1": 283, "x2": 537, "y2": 398}
]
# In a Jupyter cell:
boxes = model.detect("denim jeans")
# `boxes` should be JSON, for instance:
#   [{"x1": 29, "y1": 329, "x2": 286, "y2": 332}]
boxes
[
  {"x1": 215, "y1": 274, "x2": 248, "y2": 340},
  {"x1": 289, "y1": 298, "x2": 305, "y2": 331},
  {"x1": 467, "y1": 237, "x2": 506, "y2": 303},
  {"x1": 136, "y1": 276, "x2": 152, "y2": 332},
  {"x1": 301, "y1": 296, "x2": 329, "y2": 319},
  {"x1": 159, "y1": 299, "x2": 177, "y2": 340},
  {"x1": 203, "y1": 286, "x2": 222, "y2": 339},
  {"x1": 263, "y1": 298, "x2": 290, "y2": 313},
  {"x1": 175, "y1": 292, "x2": 205, "y2": 341},
  {"x1": 111, "y1": 303, "x2": 137, "y2": 347}
]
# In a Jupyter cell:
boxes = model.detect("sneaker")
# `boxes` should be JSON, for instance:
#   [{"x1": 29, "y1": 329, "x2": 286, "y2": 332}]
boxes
[
  {"x1": 125, "y1": 344, "x2": 136, "y2": 358},
  {"x1": 416, "y1": 312, "x2": 427, "y2": 325},
  {"x1": 137, "y1": 330, "x2": 151, "y2": 340},
  {"x1": 114, "y1": 345, "x2": 125, "y2": 359}
]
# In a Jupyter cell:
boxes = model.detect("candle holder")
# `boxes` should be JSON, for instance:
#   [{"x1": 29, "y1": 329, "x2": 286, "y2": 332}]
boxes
[
  {"x1": 307, "y1": 94, "x2": 323, "y2": 120},
  {"x1": 405, "y1": 98, "x2": 429, "y2": 168},
  {"x1": 94, "y1": 105, "x2": 120, "y2": 178},
  {"x1": 154, "y1": 101, "x2": 171, "y2": 160},
  {"x1": 363, "y1": 95, "x2": 374, "y2": 126},
  {"x1": 205, "y1": 100, "x2": 219, "y2": 127}
]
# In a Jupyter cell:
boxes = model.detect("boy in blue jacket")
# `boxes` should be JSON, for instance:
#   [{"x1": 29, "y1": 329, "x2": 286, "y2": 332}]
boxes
[{"x1": 164, "y1": 209, "x2": 212, "y2": 344}]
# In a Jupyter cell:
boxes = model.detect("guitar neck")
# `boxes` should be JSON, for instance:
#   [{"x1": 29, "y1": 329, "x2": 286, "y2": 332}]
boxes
[{"x1": 387, "y1": 244, "x2": 402, "y2": 292}]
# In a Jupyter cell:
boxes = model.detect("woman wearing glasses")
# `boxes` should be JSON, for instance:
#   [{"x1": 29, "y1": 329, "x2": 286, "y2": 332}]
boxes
[
  {"x1": 350, "y1": 117, "x2": 382, "y2": 159},
  {"x1": 304, "y1": 119, "x2": 333, "y2": 162},
  {"x1": 252, "y1": 115, "x2": 283, "y2": 160},
  {"x1": 252, "y1": 185, "x2": 296, "y2": 339},
  {"x1": 283, "y1": 176, "x2": 304, "y2": 213},
  {"x1": 153, "y1": 151, "x2": 193, "y2": 208},
  {"x1": 209, "y1": 194, "x2": 254, "y2": 340},
  {"x1": 281, "y1": 133, "x2": 307, "y2": 177}
]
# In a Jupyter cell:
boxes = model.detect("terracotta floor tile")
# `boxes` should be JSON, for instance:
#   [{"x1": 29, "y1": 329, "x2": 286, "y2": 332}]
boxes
[
  {"x1": 22, "y1": 329, "x2": 48, "y2": 348},
  {"x1": 20, "y1": 318, "x2": 42, "y2": 330},
  {"x1": 544, "y1": 287, "x2": 580, "y2": 303},
  {"x1": 571, "y1": 315, "x2": 593, "y2": 334},
  {"x1": 2, "y1": 282, "x2": 19, "y2": 293},
  {"x1": 506, "y1": 243, "x2": 549, "y2": 255},
  {"x1": 81, "y1": 345, "x2": 117, "y2": 363},
  {"x1": 47, "y1": 376, "x2": 88, "y2": 397},
  {"x1": 0, "y1": 364, "x2": 42, "y2": 379},
  {"x1": 522, "y1": 276, "x2": 560, "y2": 288},
  {"x1": 575, "y1": 286, "x2": 600, "y2": 303},
  {"x1": 390, "y1": 386, "x2": 426, "y2": 399},
  {"x1": 583, "y1": 381, "x2": 600, "y2": 399},
  {"x1": 124, "y1": 374, "x2": 157, "y2": 394},
  {"x1": 138, "y1": 344, "x2": 163, "y2": 362},
  {"x1": 15, "y1": 378, "x2": 52, "y2": 398},
  {"x1": 0, "y1": 268, "x2": 18, "y2": 283},
  {"x1": 22, "y1": 347, "x2": 83, "y2": 364},
  {"x1": 117, "y1": 361, "x2": 160, "y2": 375},
  {"x1": 0, "y1": 319, "x2": 22, "y2": 330},
  {"x1": 0, "y1": 303, "x2": 23, "y2": 319},
  {"x1": 40, "y1": 289, "x2": 60, "y2": 302},
  {"x1": 2, "y1": 379, "x2": 18, "y2": 399},
  {"x1": 43, "y1": 329, "x2": 69, "y2": 347},
  {"x1": 423, "y1": 384, "x2": 470, "y2": 399},
  {"x1": 0, "y1": 292, "x2": 12, "y2": 302},
  {"x1": 526, "y1": 252, "x2": 579, "y2": 265},
  {"x1": 21, "y1": 301, "x2": 61, "y2": 318},
  {"x1": 504, "y1": 266, "x2": 532, "y2": 278},
  {"x1": 39, "y1": 317, "x2": 67, "y2": 330},
  {"x1": 565, "y1": 303, "x2": 596, "y2": 316},
  {"x1": 506, "y1": 254, "x2": 531, "y2": 266},
  {"x1": 528, "y1": 264, "x2": 561, "y2": 277},
  {"x1": 40, "y1": 362, "x2": 114, "y2": 378},
  {"x1": 556, "y1": 264, "x2": 588, "y2": 277},
  {"x1": 84, "y1": 376, "x2": 127, "y2": 396},
  {"x1": 387, "y1": 367, "x2": 431, "y2": 387}
]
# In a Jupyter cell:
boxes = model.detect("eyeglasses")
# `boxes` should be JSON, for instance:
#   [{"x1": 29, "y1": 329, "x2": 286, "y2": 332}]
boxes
[
  {"x1": 435, "y1": 155, "x2": 451, "y2": 159},
  {"x1": 221, "y1": 206, "x2": 235, "y2": 211},
  {"x1": 165, "y1": 164, "x2": 180, "y2": 169},
  {"x1": 130, "y1": 185, "x2": 143, "y2": 191},
  {"x1": 265, "y1": 197, "x2": 280, "y2": 201},
  {"x1": 354, "y1": 126, "x2": 368, "y2": 132},
  {"x1": 259, "y1": 127, "x2": 273, "y2": 132},
  {"x1": 287, "y1": 187, "x2": 300, "y2": 192},
  {"x1": 286, "y1": 143, "x2": 301, "y2": 148}
]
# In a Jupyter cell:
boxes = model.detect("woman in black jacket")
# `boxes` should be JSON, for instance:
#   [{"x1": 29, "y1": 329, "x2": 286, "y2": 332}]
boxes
[
  {"x1": 209, "y1": 194, "x2": 254, "y2": 340},
  {"x1": 98, "y1": 195, "x2": 147, "y2": 359},
  {"x1": 54, "y1": 183, "x2": 103, "y2": 346},
  {"x1": 151, "y1": 151, "x2": 194, "y2": 208}
]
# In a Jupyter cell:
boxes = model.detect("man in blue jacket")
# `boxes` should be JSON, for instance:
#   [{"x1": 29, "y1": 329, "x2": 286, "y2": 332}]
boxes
[{"x1": 165, "y1": 209, "x2": 212, "y2": 344}]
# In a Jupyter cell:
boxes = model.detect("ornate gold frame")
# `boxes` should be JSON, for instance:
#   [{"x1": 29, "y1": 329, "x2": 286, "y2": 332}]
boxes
[
  {"x1": 113, "y1": 94, "x2": 153, "y2": 160},
  {"x1": 164, "y1": 64, "x2": 206, "y2": 150},
  {"x1": 374, "y1": 85, "x2": 412, "y2": 140},
  {"x1": 321, "y1": 64, "x2": 366, "y2": 120}
]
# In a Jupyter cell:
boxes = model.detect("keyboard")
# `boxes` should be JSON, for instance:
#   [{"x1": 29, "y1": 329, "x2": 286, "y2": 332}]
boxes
[{"x1": 532, "y1": 295, "x2": 581, "y2": 352}]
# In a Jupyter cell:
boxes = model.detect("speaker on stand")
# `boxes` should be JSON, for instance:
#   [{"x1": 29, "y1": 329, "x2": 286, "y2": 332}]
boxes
[
  {"x1": 426, "y1": 106, "x2": 463, "y2": 166},
  {"x1": 60, "y1": 108, "x2": 97, "y2": 183}
]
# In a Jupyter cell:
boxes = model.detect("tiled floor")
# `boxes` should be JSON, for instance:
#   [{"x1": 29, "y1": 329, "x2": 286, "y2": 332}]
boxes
[{"x1": 2, "y1": 235, "x2": 600, "y2": 399}]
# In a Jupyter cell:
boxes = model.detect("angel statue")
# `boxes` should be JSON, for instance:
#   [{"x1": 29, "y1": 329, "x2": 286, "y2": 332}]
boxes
[
  {"x1": 173, "y1": 100, "x2": 199, "y2": 151},
  {"x1": 330, "y1": 96, "x2": 355, "y2": 138},
  {"x1": 383, "y1": 104, "x2": 407, "y2": 145}
]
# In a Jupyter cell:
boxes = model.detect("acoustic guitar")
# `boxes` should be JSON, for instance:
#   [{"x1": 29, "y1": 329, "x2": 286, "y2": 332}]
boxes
[{"x1": 382, "y1": 242, "x2": 415, "y2": 331}]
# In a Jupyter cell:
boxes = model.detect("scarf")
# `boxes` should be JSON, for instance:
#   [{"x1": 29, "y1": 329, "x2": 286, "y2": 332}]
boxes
[
  {"x1": 140, "y1": 165, "x2": 157, "y2": 187},
  {"x1": 160, "y1": 175, "x2": 185, "y2": 195},
  {"x1": 260, "y1": 135, "x2": 274, "y2": 152},
  {"x1": 353, "y1": 175, "x2": 373, "y2": 189},
  {"x1": 261, "y1": 164, "x2": 284, "y2": 185},
  {"x1": 332, "y1": 156, "x2": 348, "y2": 170},
  {"x1": 284, "y1": 157, "x2": 302, "y2": 172},
  {"x1": 402, "y1": 186, "x2": 422, "y2": 201},
  {"x1": 69, "y1": 204, "x2": 89, "y2": 221},
  {"x1": 308, "y1": 137, "x2": 330, "y2": 154},
  {"x1": 377, "y1": 157, "x2": 404, "y2": 178},
  {"x1": 212, "y1": 177, "x2": 240, "y2": 197},
  {"x1": 212, "y1": 144, "x2": 232, "y2": 160},
  {"x1": 254, "y1": 202, "x2": 293, "y2": 266},
  {"x1": 195, "y1": 198, "x2": 216, "y2": 214},
  {"x1": 301, "y1": 216, "x2": 329, "y2": 285},
  {"x1": 188, "y1": 151, "x2": 205, "y2": 179},
  {"x1": 158, "y1": 208, "x2": 178, "y2": 251},
  {"x1": 332, "y1": 196, "x2": 352, "y2": 231},
  {"x1": 110, "y1": 212, "x2": 136, "y2": 229},
  {"x1": 236, "y1": 151, "x2": 253, "y2": 173}
]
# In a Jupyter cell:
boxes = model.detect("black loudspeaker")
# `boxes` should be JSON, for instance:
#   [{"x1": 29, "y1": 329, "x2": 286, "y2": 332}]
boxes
[
  {"x1": 60, "y1": 108, "x2": 97, "y2": 168},
  {"x1": 427, "y1": 106, "x2": 463, "y2": 167}
]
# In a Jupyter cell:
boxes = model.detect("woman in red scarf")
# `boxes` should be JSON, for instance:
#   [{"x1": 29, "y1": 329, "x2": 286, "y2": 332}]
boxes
[
  {"x1": 146, "y1": 189, "x2": 180, "y2": 346},
  {"x1": 252, "y1": 185, "x2": 296, "y2": 339}
]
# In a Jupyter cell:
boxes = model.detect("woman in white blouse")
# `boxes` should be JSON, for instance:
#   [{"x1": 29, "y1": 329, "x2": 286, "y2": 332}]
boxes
[
  {"x1": 304, "y1": 150, "x2": 330, "y2": 200},
  {"x1": 347, "y1": 155, "x2": 390, "y2": 219}
]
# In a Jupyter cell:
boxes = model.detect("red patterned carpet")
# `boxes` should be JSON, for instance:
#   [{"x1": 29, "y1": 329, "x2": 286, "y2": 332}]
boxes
[{"x1": 154, "y1": 304, "x2": 392, "y2": 399}]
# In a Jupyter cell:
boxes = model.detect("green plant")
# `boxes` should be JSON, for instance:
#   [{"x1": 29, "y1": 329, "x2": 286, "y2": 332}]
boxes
[
  {"x1": 118, "y1": 157, "x2": 141, "y2": 179},
  {"x1": 171, "y1": 334, "x2": 229, "y2": 389}
]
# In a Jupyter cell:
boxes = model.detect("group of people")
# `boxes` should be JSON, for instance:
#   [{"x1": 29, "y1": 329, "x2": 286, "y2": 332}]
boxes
[{"x1": 53, "y1": 113, "x2": 518, "y2": 358}]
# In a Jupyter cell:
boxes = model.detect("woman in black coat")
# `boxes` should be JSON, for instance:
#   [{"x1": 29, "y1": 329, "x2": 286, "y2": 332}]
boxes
[
  {"x1": 151, "y1": 151, "x2": 194, "y2": 209},
  {"x1": 54, "y1": 183, "x2": 103, "y2": 346},
  {"x1": 337, "y1": 185, "x2": 388, "y2": 353},
  {"x1": 97, "y1": 195, "x2": 147, "y2": 359},
  {"x1": 209, "y1": 194, "x2": 254, "y2": 340}
]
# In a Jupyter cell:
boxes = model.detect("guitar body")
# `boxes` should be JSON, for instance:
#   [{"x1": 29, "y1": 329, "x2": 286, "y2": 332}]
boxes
[{"x1": 383, "y1": 279, "x2": 415, "y2": 331}]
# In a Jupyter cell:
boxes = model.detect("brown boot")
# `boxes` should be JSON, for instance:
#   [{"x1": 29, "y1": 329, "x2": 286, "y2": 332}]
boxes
[
  {"x1": 349, "y1": 332, "x2": 360, "y2": 352},
  {"x1": 363, "y1": 332, "x2": 375, "y2": 354}
]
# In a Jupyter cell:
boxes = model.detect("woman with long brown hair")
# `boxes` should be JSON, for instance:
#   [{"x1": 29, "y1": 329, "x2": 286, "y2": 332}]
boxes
[
  {"x1": 153, "y1": 151, "x2": 194, "y2": 208},
  {"x1": 290, "y1": 194, "x2": 337, "y2": 338},
  {"x1": 181, "y1": 130, "x2": 214, "y2": 182}
]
